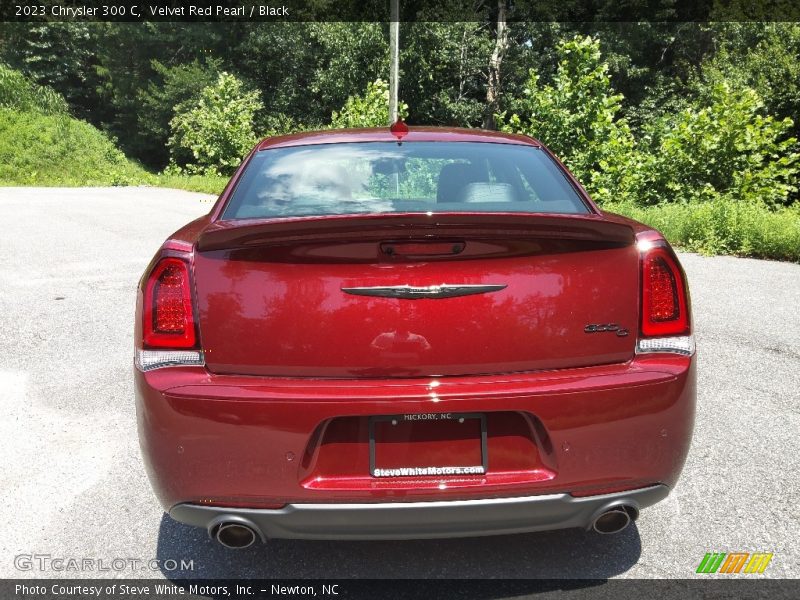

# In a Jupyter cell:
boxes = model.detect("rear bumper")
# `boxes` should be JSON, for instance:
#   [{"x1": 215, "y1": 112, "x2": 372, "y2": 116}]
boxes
[
  {"x1": 136, "y1": 354, "x2": 695, "y2": 510},
  {"x1": 171, "y1": 485, "x2": 669, "y2": 540}
]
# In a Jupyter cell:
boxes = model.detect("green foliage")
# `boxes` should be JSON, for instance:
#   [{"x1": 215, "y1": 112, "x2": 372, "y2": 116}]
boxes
[
  {"x1": 0, "y1": 108, "x2": 150, "y2": 186},
  {"x1": 568, "y1": 22, "x2": 716, "y2": 129},
  {"x1": 497, "y1": 36, "x2": 635, "y2": 203},
  {"x1": 234, "y1": 23, "x2": 320, "y2": 122},
  {"x1": 308, "y1": 23, "x2": 390, "y2": 116},
  {"x1": 137, "y1": 58, "x2": 222, "y2": 166},
  {"x1": 496, "y1": 34, "x2": 800, "y2": 260},
  {"x1": 0, "y1": 23, "x2": 101, "y2": 119},
  {"x1": 697, "y1": 23, "x2": 800, "y2": 132},
  {"x1": 606, "y1": 200, "x2": 800, "y2": 262},
  {"x1": 402, "y1": 21, "x2": 493, "y2": 126},
  {"x1": 636, "y1": 84, "x2": 799, "y2": 207},
  {"x1": 235, "y1": 23, "x2": 389, "y2": 129},
  {"x1": 85, "y1": 23, "x2": 235, "y2": 162},
  {"x1": 498, "y1": 36, "x2": 799, "y2": 211},
  {"x1": 168, "y1": 72, "x2": 263, "y2": 176},
  {"x1": 0, "y1": 64, "x2": 148, "y2": 186},
  {"x1": 258, "y1": 112, "x2": 312, "y2": 138},
  {"x1": 330, "y1": 79, "x2": 408, "y2": 128},
  {"x1": 2, "y1": 22, "x2": 800, "y2": 262},
  {"x1": 0, "y1": 63, "x2": 68, "y2": 115},
  {"x1": 154, "y1": 172, "x2": 228, "y2": 195}
]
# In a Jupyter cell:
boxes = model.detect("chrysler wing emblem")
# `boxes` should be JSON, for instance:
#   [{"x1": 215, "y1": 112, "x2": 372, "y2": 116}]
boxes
[{"x1": 341, "y1": 284, "x2": 507, "y2": 300}]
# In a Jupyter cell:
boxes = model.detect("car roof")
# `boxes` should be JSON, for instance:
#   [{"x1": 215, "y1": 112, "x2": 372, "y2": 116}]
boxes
[{"x1": 256, "y1": 126, "x2": 542, "y2": 151}]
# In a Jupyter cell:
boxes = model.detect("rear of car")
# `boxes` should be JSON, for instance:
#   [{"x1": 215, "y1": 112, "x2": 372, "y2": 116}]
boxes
[{"x1": 135, "y1": 128, "x2": 695, "y2": 547}]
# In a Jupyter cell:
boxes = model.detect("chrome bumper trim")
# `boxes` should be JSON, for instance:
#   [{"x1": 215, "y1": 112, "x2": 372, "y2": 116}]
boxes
[{"x1": 169, "y1": 485, "x2": 669, "y2": 540}]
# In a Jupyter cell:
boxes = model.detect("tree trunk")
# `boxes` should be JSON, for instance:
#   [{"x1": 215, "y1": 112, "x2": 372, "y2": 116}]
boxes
[{"x1": 483, "y1": 0, "x2": 509, "y2": 130}]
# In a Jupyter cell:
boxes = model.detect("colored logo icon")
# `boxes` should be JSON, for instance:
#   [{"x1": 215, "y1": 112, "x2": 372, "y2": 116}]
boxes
[{"x1": 696, "y1": 552, "x2": 773, "y2": 574}]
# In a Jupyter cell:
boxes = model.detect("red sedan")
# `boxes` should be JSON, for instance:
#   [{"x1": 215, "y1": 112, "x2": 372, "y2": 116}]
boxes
[{"x1": 135, "y1": 126, "x2": 695, "y2": 549}]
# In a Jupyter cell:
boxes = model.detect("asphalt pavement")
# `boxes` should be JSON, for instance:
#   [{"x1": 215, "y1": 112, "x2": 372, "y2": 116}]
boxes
[{"x1": 0, "y1": 187, "x2": 798, "y2": 580}]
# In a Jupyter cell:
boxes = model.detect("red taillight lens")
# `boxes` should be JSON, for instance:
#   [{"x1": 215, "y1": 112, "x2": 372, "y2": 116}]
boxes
[
  {"x1": 647, "y1": 257, "x2": 678, "y2": 321},
  {"x1": 640, "y1": 246, "x2": 689, "y2": 337},
  {"x1": 143, "y1": 258, "x2": 197, "y2": 348}
]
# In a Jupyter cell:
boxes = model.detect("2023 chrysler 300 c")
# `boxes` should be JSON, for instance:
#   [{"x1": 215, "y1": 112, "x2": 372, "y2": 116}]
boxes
[{"x1": 135, "y1": 126, "x2": 695, "y2": 549}]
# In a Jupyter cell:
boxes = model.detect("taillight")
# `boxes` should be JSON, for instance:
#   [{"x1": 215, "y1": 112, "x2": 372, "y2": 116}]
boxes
[
  {"x1": 638, "y1": 243, "x2": 694, "y2": 356},
  {"x1": 143, "y1": 258, "x2": 197, "y2": 348}
]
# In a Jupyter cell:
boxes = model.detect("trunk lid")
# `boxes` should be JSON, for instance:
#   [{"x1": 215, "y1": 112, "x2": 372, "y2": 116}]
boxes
[{"x1": 193, "y1": 214, "x2": 638, "y2": 378}]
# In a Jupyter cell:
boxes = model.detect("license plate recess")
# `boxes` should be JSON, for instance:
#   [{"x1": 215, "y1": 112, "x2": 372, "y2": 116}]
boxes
[{"x1": 369, "y1": 413, "x2": 488, "y2": 477}]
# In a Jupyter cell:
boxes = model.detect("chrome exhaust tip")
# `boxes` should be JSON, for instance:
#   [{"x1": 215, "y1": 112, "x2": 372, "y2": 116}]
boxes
[
  {"x1": 592, "y1": 506, "x2": 636, "y2": 534},
  {"x1": 213, "y1": 522, "x2": 258, "y2": 549}
]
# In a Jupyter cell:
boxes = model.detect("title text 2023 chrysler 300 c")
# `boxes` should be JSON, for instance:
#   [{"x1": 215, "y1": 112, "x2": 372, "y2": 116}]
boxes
[{"x1": 135, "y1": 126, "x2": 695, "y2": 549}]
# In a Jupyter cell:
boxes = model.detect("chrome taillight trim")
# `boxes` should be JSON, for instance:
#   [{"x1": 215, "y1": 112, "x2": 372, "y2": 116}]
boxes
[
  {"x1": 636, "y1": 336, "x2": 695, "y2": 356},
  {"x1": 135, "y1": 349, "x2": 205, "y2": 372}
]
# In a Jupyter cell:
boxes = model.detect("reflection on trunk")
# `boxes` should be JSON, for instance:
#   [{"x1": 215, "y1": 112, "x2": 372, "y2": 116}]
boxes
[{"x1": 194, "y1": 233, "x2": 639, "y2": 378}]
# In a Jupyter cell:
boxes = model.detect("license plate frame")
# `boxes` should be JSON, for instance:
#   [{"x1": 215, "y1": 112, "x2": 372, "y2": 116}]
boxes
[{"x1": 368, "y1": 412, "x2": 488, "y2": 478}]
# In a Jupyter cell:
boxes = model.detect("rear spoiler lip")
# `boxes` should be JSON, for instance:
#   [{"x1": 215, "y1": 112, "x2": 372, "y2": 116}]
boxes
[{"x1": 196, "y1": 212, "x2": 635, "y2": 252}]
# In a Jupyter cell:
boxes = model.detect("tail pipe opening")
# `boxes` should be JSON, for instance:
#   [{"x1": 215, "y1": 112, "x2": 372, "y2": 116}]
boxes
[
  {"x1": 208, "y1": 517, "x2": 263, "y2": 549},
  {"x1": 591, "y1": 505, "x2": 638, "y2": 535}
]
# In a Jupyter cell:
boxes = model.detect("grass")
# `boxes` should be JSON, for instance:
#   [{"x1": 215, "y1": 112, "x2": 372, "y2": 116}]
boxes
[
  {"x1": 0, "y1": 108, "x2": 153, "y2": 186},
  {"x1": 0, "y1": 107, "x2": 228, "y2": 195},
  {"x1": 154, "y1": 172, "x2": 228, "y2": 195},
  {"x1": 605, "y1": 199, "x2": 800, "y2": 262}
]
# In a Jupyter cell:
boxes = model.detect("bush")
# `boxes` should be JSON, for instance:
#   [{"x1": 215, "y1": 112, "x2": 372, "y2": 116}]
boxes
[
  {"x1": 634, "y1": 84, "x2": 799, "y2": 207},
  {"x1": 697, "y1": 23, "x2": 800, "y2": 142},
  {"x1": 0, "y1": 108, "x2": 150, "y2": 186},
  {"x1": 606, "y1": 200, "x2": 800, "y2": 261},
  {"x1": 330, "y1": 79, "x2": 408, "y2": 128},
  {"x1": 0, "y1": 65, "x2": 148, "y2": 186},
  {"x1": 168, "y1": 72, "x2": 263, "y2": 176},
  {"x1": 0, "y1": 63, "x2": 69, "y2": 115}
]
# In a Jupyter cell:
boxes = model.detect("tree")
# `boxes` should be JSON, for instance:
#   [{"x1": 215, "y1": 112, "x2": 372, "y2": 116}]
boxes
[
  {"x1": 401, "y1": 21, "x2": 492, "y2": 126},
  {"x1": 309, "y1": 23, "x2": 390, "y2": 119},
  {"x1": 0, "y1": 22, "x2": 102, "y2": 120},
  {"x1": 695, "y1": 23, "x2": 800, "y2": 139},
  {"x1": 484, "y1": 0, "x2": 509, "y2": 129},
  {"x1": 639, "y1": 84, "x2": 799, "y2": 207},
  {"x1": 233, "y1": 23, "x2": 324, "y2": 126},
  {"x1": 168, "y1": 72, "x2": 263, "y2": 175},
  {"x1": 136, "y1": 58, "x2": 222, "y2": 167},
  {"x1": 331, "y1": 79, "x2": 407, "y2": 128},
  {"x1": 497, "y1": 35, "x2": 634, "y2": 202},
  {"x1": 92, "y1": 22, "x2": 238, "y2": 162}
]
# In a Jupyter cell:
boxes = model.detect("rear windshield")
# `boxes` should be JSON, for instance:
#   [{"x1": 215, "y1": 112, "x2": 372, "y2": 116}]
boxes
[{"x1": 222, "y1": 141, "x2": 590, "y2": 219}]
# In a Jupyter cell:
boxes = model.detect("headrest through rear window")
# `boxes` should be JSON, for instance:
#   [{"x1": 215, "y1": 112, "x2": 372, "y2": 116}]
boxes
[{"x1": 462, "y1": 182, "x2": 516, "y2": 203}]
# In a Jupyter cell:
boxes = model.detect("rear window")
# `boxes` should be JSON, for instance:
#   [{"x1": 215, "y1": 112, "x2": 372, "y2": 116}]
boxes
[{"x1": 222, "y1": 141, "x2": 590, "y2": 219}]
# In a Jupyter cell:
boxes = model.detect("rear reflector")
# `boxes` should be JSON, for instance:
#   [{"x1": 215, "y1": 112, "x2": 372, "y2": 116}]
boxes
[
  {"x1": 143, "y1": 258, "x2": 197, "y2": 348},
  {"x1": 136, "y1": 349, "x2": 204, "y2": 371},
  {"x1": 636, "y1": 336, "x2": 695, "y2": 356},
  {"x1": 640, "y1": 246, "x2": 689, "y2": 337}
]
